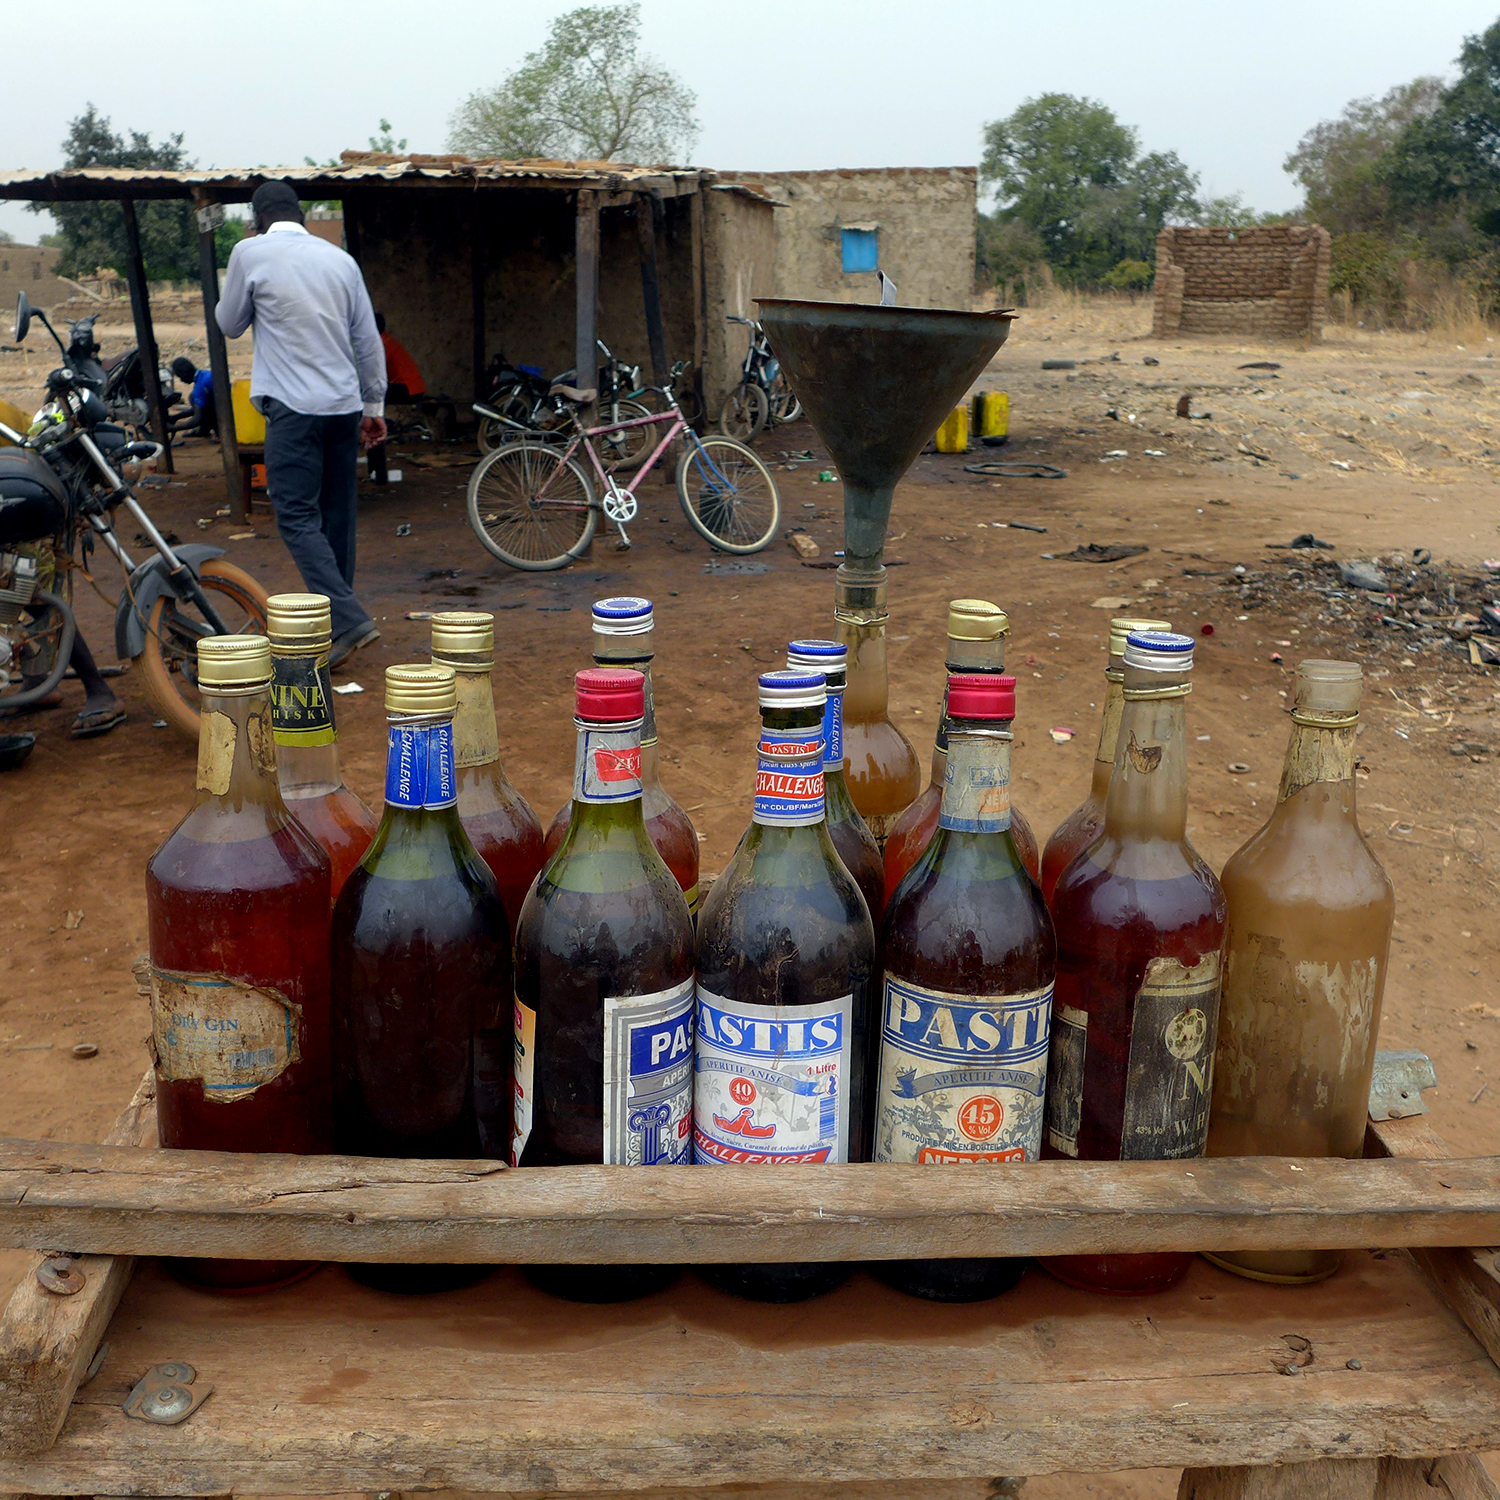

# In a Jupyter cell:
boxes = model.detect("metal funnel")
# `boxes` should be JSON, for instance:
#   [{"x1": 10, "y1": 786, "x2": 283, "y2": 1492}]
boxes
[{"x1": 757, "y1": 299, "x2": 1013, "y2": 582}]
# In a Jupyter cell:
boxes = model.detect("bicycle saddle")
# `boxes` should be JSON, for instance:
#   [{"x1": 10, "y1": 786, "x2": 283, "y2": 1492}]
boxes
[{"x1": 548, "y1": 383, "x2": 597, "y2": 404}]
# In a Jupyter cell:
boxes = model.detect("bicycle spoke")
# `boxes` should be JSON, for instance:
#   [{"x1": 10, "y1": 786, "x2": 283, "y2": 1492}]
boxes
[{"x1": 473, "y1": 444, "x2": 594, "y2": 565}]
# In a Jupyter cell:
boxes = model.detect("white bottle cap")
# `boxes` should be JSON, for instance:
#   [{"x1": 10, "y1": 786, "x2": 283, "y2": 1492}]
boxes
[
  {"x1": 591, "y1": 596, "x2": 654, "y2": 636},
  {"x1": 1123, "y1": 630, "x2": 1195, "y2": 673},
  {"x1": 759, "y1": 669, "x2": 827, "y2": 709}
]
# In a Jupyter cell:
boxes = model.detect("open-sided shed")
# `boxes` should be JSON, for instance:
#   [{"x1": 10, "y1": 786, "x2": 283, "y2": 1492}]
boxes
[{"x1": 0, "y1": 152, "x2": 778, "y2": 517}]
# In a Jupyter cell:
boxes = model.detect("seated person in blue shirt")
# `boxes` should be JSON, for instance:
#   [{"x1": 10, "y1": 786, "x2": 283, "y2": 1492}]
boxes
[{"x1": 170, "y1": 357, "x2": 217, "y2": 437}]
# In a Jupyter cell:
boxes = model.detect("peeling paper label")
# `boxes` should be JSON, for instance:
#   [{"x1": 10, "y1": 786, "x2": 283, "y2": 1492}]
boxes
[
  {"x1": 1280, "y1": 723, "x2": 1358, "y2": 801},
  {"x1": 149, "y1": 966, "x2": 300, "y2": 1101},
  {"x1": 195, "y1": 711, "x2": 237, "y2": 795},
  {"x1": 453, "y1": 674, "x2": 500, "y2": 769}
]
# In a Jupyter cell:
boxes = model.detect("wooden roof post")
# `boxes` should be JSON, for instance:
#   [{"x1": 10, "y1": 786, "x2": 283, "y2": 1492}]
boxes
[
  {"x1": 635, "y1": 192, "x2": 669, "y2": 391},
  {"x1": 119, "y1": 199, "x2": 172, "y2": 473},
  {"x1": 689, "y1": 180, "x2": 706, "y2": 423},
  {"x1": 191, "y1": 191, "x2": 242, "y2": 521},
  {"x1": 575, "y1": 189, "x2": 600, "y2": 426}
]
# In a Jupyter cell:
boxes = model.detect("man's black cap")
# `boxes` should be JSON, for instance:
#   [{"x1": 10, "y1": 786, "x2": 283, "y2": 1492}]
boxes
[{"x1": 251, "y1": 179, "x2": 302, "y2": 216}]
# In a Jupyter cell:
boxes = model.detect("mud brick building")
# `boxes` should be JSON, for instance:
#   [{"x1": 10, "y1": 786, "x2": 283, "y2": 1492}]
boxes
[
  {"x1": 723, "y1": 167, "x2": 978, "y2": 309},
  {"x1": 1151, "y1": 225, "x2": 1331, "y2": 340}
]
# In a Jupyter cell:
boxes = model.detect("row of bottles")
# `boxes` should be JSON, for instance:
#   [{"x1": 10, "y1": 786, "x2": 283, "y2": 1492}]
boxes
[{"x1": 145, "y1": 593, "x2": 1392, "y2": 1304}]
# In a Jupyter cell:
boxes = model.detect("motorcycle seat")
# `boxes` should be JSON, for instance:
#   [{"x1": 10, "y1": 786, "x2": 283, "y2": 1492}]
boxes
[{"x1": 548, "y1": 384, "x2": 597, "y2": 404}]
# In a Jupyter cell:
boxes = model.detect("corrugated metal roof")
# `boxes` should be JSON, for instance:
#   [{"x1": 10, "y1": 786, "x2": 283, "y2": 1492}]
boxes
[{"x1": 0, "y1": 152, "x2": 779, "y2": 203}]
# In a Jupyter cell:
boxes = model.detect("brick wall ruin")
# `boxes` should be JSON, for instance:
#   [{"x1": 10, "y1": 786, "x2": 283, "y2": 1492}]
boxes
[{"x1": 1151, "y1": 225, "x2": 1331, "y2": 340}]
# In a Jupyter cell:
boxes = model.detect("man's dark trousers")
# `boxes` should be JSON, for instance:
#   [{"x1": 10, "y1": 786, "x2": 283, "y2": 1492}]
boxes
[{"x1": 262, "y1": 397, "x2": 373, "y2": 638}]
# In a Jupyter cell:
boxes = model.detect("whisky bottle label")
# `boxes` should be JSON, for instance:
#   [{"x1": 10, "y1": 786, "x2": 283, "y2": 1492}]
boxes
[
  {"x1": 452, "y1": 673, "x2": 501, "y2": 770},
  {"x1": 269, "y1": 654, "x2": 335, "y2": 747},
  {"x1": 573, "y1": 726, "x2": 643, "y2": 803},
  {"x1": 752, "y1": 730, "x2": 825, "y2": 826},
  {"x1": 1043, "y1": 1003, "x2": 1088, "y2": 1158},
  {"x1": 385, "y1": 722, "x2": 457, "y2": 809},
  {"x1": 511, "y1": 997, "x2": 536, "y2": 1166},
  {"x1": 602, "y1": 979, "x2": 695, "y2": 1165},
  {"x1": 693, "y1": 987, "x2": 852, "y2": 1164},
  {"x1": 1120, "y1": 951, "x2": 1222, "y2": 1160},
  {"x1": 875, "y1": 977, "x2": 1051, "y2": 1164},
  {"x1": 148, "y1": 966, "x2": 300, "y2": 1102}
]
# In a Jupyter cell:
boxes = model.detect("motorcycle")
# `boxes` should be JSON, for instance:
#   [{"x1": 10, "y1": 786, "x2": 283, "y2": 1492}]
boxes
[{"x1": 0, "y1": 291, "x2": 269, "y2": 741}]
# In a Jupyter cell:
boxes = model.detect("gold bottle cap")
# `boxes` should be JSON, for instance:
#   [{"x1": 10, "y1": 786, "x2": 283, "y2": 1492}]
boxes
[
  {"x1": 947, "y1": 599, "x2": 1008, "y2": 640},
  {"x1": 266, "y1": 593, "x2": 332, "y2": 649},
  {"x1": 1109, "y1": 615, "x2": 1172, "y2": 657},
  {"x1": 431, "y1": 610, "x2": 495, "y2": 658},
  {"x1": 196, "y1": 634, "x2": 273, "y2": 691},
  {"x1": 385, "y1": 663, "x2": 457, "y2": 715}
]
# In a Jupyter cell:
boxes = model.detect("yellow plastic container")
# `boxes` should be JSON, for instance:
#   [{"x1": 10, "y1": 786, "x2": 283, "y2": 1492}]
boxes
[
  {"x1": 0, "y1": 398, "x2": 30, "y2": 444},
  {"x1": 972, "y1": 390, "x2": 1009, "y2": 439},
  {"x1": 934, "y1": 404, "x2": 969, "y2": 454},
  {"x1": 230, "y1": 378, "x2": 266, "y2": 445}
]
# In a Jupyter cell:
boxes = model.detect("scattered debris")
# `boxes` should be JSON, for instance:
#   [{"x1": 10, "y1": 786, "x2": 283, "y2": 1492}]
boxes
[
  {"x1": 1237, "y1": 442, "x2": 1273, "y2": 461},
  {"x1": 704, "y1": 560, "x2": 771, "y2": 575},
  {"x1": 63, "y1": 910, "x2": 83, "y2": 930},
  {"x1": 424, "y1": 567, "x2": 462, "y2": 581},
  {"x1": 1144, "y1": 449, "x2": 1166, "y2": 457},
  {"x1": 1041, "y1": 359, "x2": 1076, "y2": 370},
  {"x1": 1239, "y1": 361, "x2": 1282, "y2": 371},
  {"x1": 395, "y1": 523, "x2": 412, "y2": 537},
  {"x1": 72, "y1": 1042, "x2": 98, "y2": 1059},
  {"x1": 1227, "y1": 763, "x2": 1251, "y2": 774},
  {"x1": 963, "y1": 463, "x2": 1067, "y2": 479},
  {"x1": 404, "y1": 611, "x2": 435, "y2": 621},
  {"x1": 999, "y1": 521, "x2": 1048, "y2": 533},
  {"x1": 816, "y1": 470, "x2": 838, "y2": 483},
  {"x1": 1049, "y1": 727, "x2": 1075, "y2": 743},
  {"x1": 787, "y1": 532, "x2": 820, "y2": 559},
  {"x1": 331, "y1": 682, "x2": 363, "y2": 695},
  {"x1": 226, "y1": 531, "x2": 257, "y2": 542},
  {"x1": 1102, "y1": 449, "x2": 1129, "y2": 460},
  {"x1": 1331, "y1": 460, "x2": 1353, "y2": 471},
  {"x1": 1338, "y1": 560, "x2": 1388, "y2": 591},
  {"x1": 1050, "y1": 543, "x2": 1148, "y2": 564},
  {"x1": 1142, "y1": 356, "x2": 1160, "y2": 366},
  {"x1": 1091, "y1": 596, "x2": 1134, "y2": 609},
  {"x1": 1267, "y1": 533, "x2": 1336, "y2": 550}
]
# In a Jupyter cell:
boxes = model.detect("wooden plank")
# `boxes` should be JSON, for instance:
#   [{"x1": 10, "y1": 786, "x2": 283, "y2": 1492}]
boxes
[
  {"x1": 1379, "y1": 1455, "x2": 1500, "y2": 1500},
  {"x1": 1370, "y1": 1116, "x2": 1500, "y2": 1372},
  {"x1": 575, "y1": 190, "x2": 600, "y2": 426},
  {"x1": 0, "y1": 1142, "x2": 1497, "y2": 1265},
  {"x1": 636, "y1": 194, "x2": 669, "y2": 389},
  {"x1": 0, "y1": 1076, "x2": 154, "y2": 1458},
  {"x1": 119, "y1": 200, "x2": 173, "y2": 473},
  {"x1": 1, "y1": 1250, "x2": 1497, "y2": 1494},
  {"x1": 1179, "y1": 1459, "x2": 1379, "y2": 1499},
  {"x1": 191, "y1": 195, "x2": 242, "y2": 521}
]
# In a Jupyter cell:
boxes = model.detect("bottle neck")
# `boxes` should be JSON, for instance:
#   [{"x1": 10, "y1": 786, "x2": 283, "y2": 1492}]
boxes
[
  {"x1": 1278, "y1": 710, "x2": 1359, "y2": 806},
  {"x1": 837, "y1": 616, "x2": 889, "y2": 724},
  {"x1": 752, "y1": 711, "x2": 825, "y2": 828},
  {"x1": 269, "y1": 645, "x2": 343, "y2": 795},
  {"x1": 1102, "y1": 677, "x2": 1190, "y2": 842},
  {"x1": 197, "y1": 685, "x2": 290, "y2": 817},
  {"x1": 381, "y1": 709, "x2": 460, "y2": 824},
  {"x1": 939, "y1": 726, "x2": 1012, "y2": 834},
  {"x1": 594, "y1": 646, "x2": 661, "y2": 787},
  {"x1": 1095, "y1": 664, "x2": 1127, "y2": 767},
  {"x1": 434, "y1": 652, "x2": 505, "y2": 782},
  {"x1": 929, "y1": 646, "x2": 1006, "y2": 781},
  {"x1": 570, "y1": 715, "x2": 647, "y2": 837}
]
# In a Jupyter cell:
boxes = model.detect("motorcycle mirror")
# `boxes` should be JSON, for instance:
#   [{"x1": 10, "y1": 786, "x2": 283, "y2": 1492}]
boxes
[{"x1": 13, "y1": 291, "x2": 30, "y2": 345}]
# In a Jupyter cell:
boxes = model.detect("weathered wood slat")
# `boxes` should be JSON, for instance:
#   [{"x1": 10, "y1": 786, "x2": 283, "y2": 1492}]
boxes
[
  {"x1": 0, "y1": 1076, "x2": 154, "y2": 1457},
  {"x1": 0, "y1": 1249, "x2": 1496, "y2": 1496},
  {"x1": 0, "y1": 1137, "x2": 1496, "y2": 1264}
]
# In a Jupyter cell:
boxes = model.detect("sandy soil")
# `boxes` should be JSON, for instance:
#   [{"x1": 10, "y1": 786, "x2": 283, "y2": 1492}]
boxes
[{"x1": 1, "y1": 295, "x2": 1497, "y2": 1497}]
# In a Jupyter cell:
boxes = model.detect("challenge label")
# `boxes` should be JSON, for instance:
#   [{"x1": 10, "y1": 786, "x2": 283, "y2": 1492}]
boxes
[
  {"x1": 603, "y1": 979, "x2": 695, "y2": 1165},
  {"x1": 876, "y1": 977, "x2": 1051, "y2": 1164},
  {"x1": 693, "y1": 987, "x2": 851, "y2": 1164},
  {"x1": 822, "y1": 686, "x2": 844, "y2": 770},
  {"x1": 752, "y1": 731, "x2": 825, "y2": 827},
  {"x1": 270, "y1": 654, "x2": 334, "y2": 748},
  {"x1": 1120, "y1": 952, "x2": 1222, "y2": 1161},
  {"x1": 385, "y1": 721, "x2": 457, "y2": 809},
  {"x1": 149, "y1": 966, "x2": 300, "y2": 1102},
  {"x1": 573, "y1": 725, "x2": 643, "y2": 804}
]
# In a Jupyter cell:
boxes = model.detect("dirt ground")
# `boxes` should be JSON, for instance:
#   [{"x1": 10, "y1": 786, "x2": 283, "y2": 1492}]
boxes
[{"x1": 1, "y1": 294, "x2": 1498, "y2": 1497}]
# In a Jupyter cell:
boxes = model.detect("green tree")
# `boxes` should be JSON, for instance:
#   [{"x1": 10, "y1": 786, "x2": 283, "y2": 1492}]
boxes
[
  {"x1": 1285, "y1": 77, "x2": 1445, "y2": 234},
  {"x1": 980, "y1": 94, "x2": 1199, "y2": 284},
  {"x1": 448, "y1": 3, "x2": 698, "y2": 162},
  {"x1": 30, "y1": 105, "x2": 197, "y2": 281}
]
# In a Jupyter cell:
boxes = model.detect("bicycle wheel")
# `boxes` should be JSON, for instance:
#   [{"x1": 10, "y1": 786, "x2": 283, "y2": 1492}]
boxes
[
  {"x1": 140, "y1": 558, "x2": 270, "y2": 741},
  {"x1": 769, "y1": 368, "x2": 803, "y2": 424},
  {"x1": 467, "y1": 441, "x2": 598, "y2": 571},
  {"x1": 717, "y1": 381, "x2": 769, "y2": 442},
  {"x1": 597, "y1": 399, "x2": 655, "y2": 471},
  {"x1": 676, "y1": 436, "x2": 780, "y2": 554}
]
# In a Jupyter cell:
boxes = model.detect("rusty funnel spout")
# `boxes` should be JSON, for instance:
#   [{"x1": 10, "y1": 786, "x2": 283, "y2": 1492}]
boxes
[{"x1": 756, "y1": 300, "x2": 1013, "y2": 583}]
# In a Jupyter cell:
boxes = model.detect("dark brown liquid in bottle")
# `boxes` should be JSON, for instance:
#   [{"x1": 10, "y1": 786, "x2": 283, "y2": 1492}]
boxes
[
  {"x1": 463, "y1": 792, "x2": 546, "y2": 933},
  {"x1": 285, "y1": 785, "x2": 378, "y2": 900},
  {"x1": 147, "y1": 823, "x2": 331, "y2": 1292}
]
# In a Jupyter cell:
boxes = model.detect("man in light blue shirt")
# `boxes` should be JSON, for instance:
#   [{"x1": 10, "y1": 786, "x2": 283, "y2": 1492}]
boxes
[{"x1": 217, "y1": 179, "x2": 386, "y2": 663}]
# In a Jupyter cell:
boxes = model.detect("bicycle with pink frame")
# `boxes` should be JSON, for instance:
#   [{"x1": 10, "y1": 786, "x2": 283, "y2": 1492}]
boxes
[{"x1": 466, "y1": 361, "x2": 781, "y2": 572}]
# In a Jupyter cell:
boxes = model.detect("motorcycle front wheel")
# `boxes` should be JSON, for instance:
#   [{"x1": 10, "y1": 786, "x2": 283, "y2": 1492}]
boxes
[{"x1": 138, "y1": 558, "x2": 270, "y2": 740}]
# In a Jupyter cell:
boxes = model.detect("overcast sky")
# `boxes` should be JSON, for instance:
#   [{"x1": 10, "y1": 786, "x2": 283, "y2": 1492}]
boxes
[{"x1": 2, "y1": 0, "x2": 1494, "y2": 244}]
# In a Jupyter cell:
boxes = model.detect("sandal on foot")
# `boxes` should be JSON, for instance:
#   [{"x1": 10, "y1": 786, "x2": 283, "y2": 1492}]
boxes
[{"x1": 71, "y1": 707, "x2": 127, "y2": 739}]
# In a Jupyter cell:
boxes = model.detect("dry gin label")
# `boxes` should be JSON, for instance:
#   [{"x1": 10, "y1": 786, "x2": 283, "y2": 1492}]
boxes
[
  {"x1": 693, "y1": 988, "x2": 851, "y2": 1163},
  {"x1": 149, "y1": 966, "x2": 300, "y2": 1102},
  {"x1": 602, "y1": 979, "x2": 695, "y2": 1165},
  {"x1": 875, "y1": 977, "x2": 1051, "y2": 1163}
]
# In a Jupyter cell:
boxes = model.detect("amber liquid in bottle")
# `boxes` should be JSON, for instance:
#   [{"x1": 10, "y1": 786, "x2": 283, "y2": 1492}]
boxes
[
  {"x1": 1205, "y1": 660, "x2": 1393, "y2": 1284},
  {"x1": 878, "y1": 673, "x2": 1055, "y2": 1302},
  {"x1": 788, "y1": 640, "x2": 883, "y2": 926},
  {"x1": 268, "y1": 594, "x2": 378, "y2": 901},
  {"x1": 432, "y1": 611, "x2": 546, "y2": 933},
  {"x1": 694, "y1": 670, "x2": 877, "y2": 1303},
  {"x1": 1043, "y1": 634, "x2": 1225, "y2": 1295},
  {"x1": 515, "y1": 668, "x2": 696, "y2": 1303},
  {"x1": 1041, "y1": 617, "x2": 1171, "y2": 903},
  {"x1": 331, "y1": 665, "x2": 511, "y2": 1294},
  {"x1": 837, "y1": 574, "x2": 920, "y2": 845},
  {"x1": 544, "y1": 599, "x2": 700, "y2": 915},
  {"x1": 146, "y1": 638, "x2": 331, "y2": 1292},
  {"x1": 884, "y1": 603, "x2": 1038, "y2": 902}
]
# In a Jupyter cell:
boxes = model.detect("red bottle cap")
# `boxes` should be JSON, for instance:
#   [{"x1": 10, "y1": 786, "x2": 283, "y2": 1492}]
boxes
[
  {"x1": 947, "y1": 672, "x2": 1016, "y2": 721},
  {"x1": 575, "y1": 667, "x2": 645, "y2": 722}
]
